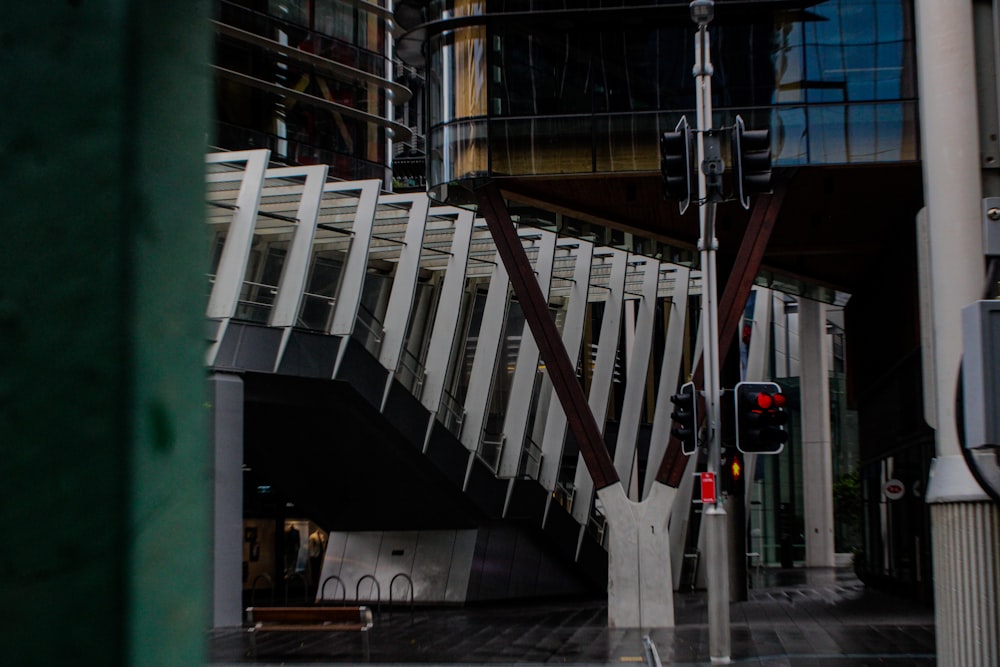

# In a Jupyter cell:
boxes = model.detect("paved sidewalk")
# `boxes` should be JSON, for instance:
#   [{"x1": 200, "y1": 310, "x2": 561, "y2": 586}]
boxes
[{"x1": 209, "y1": 568, "x2": 935, "y2": 666}]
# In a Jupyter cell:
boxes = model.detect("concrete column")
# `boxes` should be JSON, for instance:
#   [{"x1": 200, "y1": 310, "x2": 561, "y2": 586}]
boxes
[
  {"x1": 643, "y1": 265, "x2": 692, "y2": 499},
  {"x1": 268, "y1": 165, "x2": 330, "y2": 328},
  {"x1": 498, "y1": 230, "x2": 557, "y2": 478},
  {"x1": 420, "y1": 210, "x2": 475, "y2": 416},
  {"x1": 2, "y1": 3, "x2": 211, "y2": 664},
  {"x1": 328, "y1": 180, "x2": 381, "y2": 337},
  {"x1": 599, "y1": 482, "x2": 676, "y2": 627},
  {"x1": 613, "y1": 259, "x2": 660, "y2": 493},
  {"x1": 210, "y1": 373, "x2": 245, "y2": 627},
  {"x1": 915, "y1": 1, "x2": 1000, "y2": 664},
  {"x1": 460, "y1": 246, "x2": 510, "y2": 455},
  {"x1": 538, "y1": 240, "x2": 595, "y2": 493},
  {"x1": 206, "y1": 149, "x2": 270, "y2": 319},
  {"x1": 377, "y1": 194, "x2": 431, "y2": 375},
  {"x1": 798, "y1": 298, "x2": 835, "y2": 567},
  {"x1": 572, "y1": 250, "x2": 629, "y2": 526}
]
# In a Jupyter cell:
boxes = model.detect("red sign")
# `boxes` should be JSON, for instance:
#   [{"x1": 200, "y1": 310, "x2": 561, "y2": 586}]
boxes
[
  {"x1": 883, "y1": 479, "x2": 905, "y2": 500},
  {"x1": 701, "y1": 472, "x2": 717, "y2": 505}
]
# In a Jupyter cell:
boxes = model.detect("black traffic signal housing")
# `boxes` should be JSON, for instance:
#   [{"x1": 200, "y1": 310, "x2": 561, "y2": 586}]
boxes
[
  {"x1": 670, "y1": 381, "x2": 698, "y2": 455},
  {"x1": 660, "y1": 116, "x2": 695, "y2": 214},
  {"x1": 731, "y1": 115, "x2": 772, "y2": 210},
  {"x1": 734, "y1": 381, "x2": 788, "y2": 454}
]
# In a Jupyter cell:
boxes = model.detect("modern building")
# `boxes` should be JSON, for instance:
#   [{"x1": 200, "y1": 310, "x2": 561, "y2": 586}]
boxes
[
  {"x1": 204, "y1": 0, "x2": 997, "y2": 656},
  {"x1": 390, "y1": 0, "x2": 926, "y2": 592}
]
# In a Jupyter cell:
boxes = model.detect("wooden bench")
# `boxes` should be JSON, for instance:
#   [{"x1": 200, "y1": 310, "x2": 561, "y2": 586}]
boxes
[{"x1": 245, "y1": 605, "x2": 373, "y2": 658}]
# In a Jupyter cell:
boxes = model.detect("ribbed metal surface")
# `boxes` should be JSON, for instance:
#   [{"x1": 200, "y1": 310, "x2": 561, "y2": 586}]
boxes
[{"x1": 931, "y1": 502, "x2": 1000, "y2": 666}]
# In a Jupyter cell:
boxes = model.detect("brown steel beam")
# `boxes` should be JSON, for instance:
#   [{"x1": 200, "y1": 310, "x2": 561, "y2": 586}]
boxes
[
  {"x1": 655, "y1": 188, "x2": 786, "y2": 487},
  {"x1": 475, "y1": 182, "x2": 620, "y2": 490}
]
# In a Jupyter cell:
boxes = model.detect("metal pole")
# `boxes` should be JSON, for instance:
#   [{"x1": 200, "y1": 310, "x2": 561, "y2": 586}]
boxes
[{"x1": 691, "y1": 3, "x2": 731, "y2": 662}]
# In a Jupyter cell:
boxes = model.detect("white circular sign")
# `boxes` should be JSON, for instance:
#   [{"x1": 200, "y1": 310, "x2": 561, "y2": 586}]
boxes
[{"x1": 883, "y1": 479, "x2": 905, "y2": 500}]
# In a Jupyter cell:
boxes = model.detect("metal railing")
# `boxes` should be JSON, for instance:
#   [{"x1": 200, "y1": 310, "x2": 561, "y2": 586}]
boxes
[
  {"x1": 296, "y1": 292, "x2": 337, "y2": 331},
  {"x1": 518, "y1": 436, "x2": 544, "y2": 480},
  {"x1": 439, "y1": 389, "x2": 465, "y2": 438},
  {"x1": 352, "y1": 302, "x2": 385, "y2": 356},
  {"x1": 389, "y1": 573, "x2": 415, "y2": 623},
  {"x1": 587, "y1": 500, "x2": 608, "y2": 546},
  {"x1": 319, "y1": 575, "x2": 347, "y2": 604},
  {"x1": 235, "y1": 279, "x2": 278, "y2": 323},
  {"x1": 396, "y1": 347, "x2": 427, "y2": 397},
  {"x1": 355, "y1": 574, "x2": 382, "y2": 614},
  {"x1": 553, "y1": 482, "x2": 575, "y2": 513},
  {"x1": 477, "y1": 433, "x2": 504, "y2": 472}
]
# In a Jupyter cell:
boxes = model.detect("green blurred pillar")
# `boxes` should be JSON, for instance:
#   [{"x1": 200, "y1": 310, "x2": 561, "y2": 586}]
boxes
[{"x1": 0, "y1": 3, "x2": 212, "y2": 665}]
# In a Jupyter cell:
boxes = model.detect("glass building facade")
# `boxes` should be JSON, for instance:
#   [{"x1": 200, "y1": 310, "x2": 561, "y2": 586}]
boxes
[
  {"x1": 213, "y1": 0, "x2": 408, "y2": 182},
  {"x1": 397, "y1": 0, "x2": 918, "y2": 204}
]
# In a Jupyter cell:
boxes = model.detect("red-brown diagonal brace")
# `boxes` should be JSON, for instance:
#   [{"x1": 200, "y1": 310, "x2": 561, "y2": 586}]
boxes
[
  {"x1": 475, "y1": 183, "x2": 620, "y2": 490},
  {"x1": 655, "y1": 188, "x2": 786, "y2": 487}
]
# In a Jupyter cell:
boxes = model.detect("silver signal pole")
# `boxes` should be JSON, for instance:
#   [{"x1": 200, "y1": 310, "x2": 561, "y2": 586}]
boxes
[{"x1": 689, "y1": 1, "x2": 730, "y2": 663}]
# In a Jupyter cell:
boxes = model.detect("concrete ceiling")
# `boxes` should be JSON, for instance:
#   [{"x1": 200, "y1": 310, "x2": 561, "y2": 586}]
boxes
[{"x1": 497, "y1": 163, "x2": 924, "y2": 297}]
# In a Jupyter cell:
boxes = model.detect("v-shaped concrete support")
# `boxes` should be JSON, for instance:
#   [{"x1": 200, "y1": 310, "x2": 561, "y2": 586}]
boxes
[{"x1": 599, "y1": 482, "x2": 677, "y2": 627}]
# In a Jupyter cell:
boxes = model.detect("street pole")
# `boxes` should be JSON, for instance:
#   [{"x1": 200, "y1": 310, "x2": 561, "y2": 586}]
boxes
[{"x1": 690, "y1": 1, "x2": 731, "y2": 663}]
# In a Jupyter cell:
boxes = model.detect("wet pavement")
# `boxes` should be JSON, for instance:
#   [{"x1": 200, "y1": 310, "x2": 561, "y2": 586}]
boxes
[{"x1": 208, "y1": 568, "x2": 936, "y2": 666}]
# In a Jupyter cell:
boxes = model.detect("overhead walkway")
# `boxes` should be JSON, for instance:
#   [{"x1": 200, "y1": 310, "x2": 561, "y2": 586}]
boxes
[{"x1": 205, "y1": 149, "x2": 776, "y2": 611}]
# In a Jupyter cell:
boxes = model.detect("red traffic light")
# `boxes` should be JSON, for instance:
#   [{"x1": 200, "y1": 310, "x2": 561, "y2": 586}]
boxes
[
  {"x1": 735, "y1": 381, "x2": 788, "y2": 454},
  {"x1": 751, "y1": 391, "x2": 786, "y2": 410}
]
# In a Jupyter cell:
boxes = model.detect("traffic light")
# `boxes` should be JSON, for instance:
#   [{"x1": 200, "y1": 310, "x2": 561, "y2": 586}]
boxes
[
  {"x1": 670, "y1": 381, "x2": 698, "y2": 455},
  {"x1": 731, "y1": 115, "x2": 772, "y2": 210},
  {"x1": 660, "y1": 116, "x2": 695, "y2": 214},
  {"x1": 734, "y1": 381, "x2": 787, "y2": 454},
  {"x1": 721, "y1": 449, "x2": 745, "y2": 496}
]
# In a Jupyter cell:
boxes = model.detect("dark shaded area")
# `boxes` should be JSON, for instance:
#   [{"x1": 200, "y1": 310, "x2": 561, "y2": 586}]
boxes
[{"x1": 242, "y1": 373, "x2": 483, "y2": 531}]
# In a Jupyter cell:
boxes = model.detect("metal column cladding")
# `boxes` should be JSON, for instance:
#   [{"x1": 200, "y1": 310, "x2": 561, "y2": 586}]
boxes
[{"x1": 475, "y1": 183, "x2": 620, "y2": 490}]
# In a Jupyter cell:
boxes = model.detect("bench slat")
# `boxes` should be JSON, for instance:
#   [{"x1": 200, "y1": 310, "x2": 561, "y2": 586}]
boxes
[
  {"x1": 251, "y1": 623, "x2": 369, "y2": 632},
  {"x1": 247, "y1": 605, "x2": 372, "y2": 627},
  {"x1": 245, "y1": 605, "x2": 373, "y2": 658}
]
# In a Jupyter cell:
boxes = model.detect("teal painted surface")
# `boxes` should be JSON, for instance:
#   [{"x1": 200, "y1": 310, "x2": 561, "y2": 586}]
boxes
[{"x1": 0, "y1": 3, "x2": 211, "y2": 666}]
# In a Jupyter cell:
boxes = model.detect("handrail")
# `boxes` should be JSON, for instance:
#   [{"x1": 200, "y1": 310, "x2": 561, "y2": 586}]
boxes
[
  {"x1": 389, "y1": 573, "x2": 415, "y2": 624},
  {"x1": 439, "y1": 389, "x2": 466, "y2": 438},
  {"x1": 355, "y1": 574, "x2": 381, "y2": 614},
  {"x1": 587, "y1": 500, "x2": 608, "y2": 545},
  {"x1": 354, "y1": 302, "x2": 385, "y2": 343},
  {"x1": 396, "y1": 347, "x2": 427, "y2": 395},
  {"x1": 250, "y1": 572, "x2": 274, "y2": 607},
  {"x1": 518, "y1": 436, "x2": 544, "y2": 479},
  {"x1": 553, "y1": 481, "x2": 575, "y2": 512},
  {"x1": 300, "y1": 292, "x2": 337, "y2": 306},
  {"x1": 319, "y1": 575, "x2": 347, "y2": 605},
  {"x1": 296, "y1": 292, "x2": 337, "y2": 330},
  {"x1": 477, "y1": 432, "x2": 504, "y2": 472}
]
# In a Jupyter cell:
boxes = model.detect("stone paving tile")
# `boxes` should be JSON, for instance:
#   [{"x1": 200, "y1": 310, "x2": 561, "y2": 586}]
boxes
[{"x1": 210, "y1": 569, "x2": 936, "y2": 666}]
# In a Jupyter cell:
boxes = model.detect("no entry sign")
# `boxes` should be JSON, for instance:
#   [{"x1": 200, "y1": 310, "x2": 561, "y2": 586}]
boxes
[{"x1": 701, "y1": 472, "x2": 717, "y2": 504}]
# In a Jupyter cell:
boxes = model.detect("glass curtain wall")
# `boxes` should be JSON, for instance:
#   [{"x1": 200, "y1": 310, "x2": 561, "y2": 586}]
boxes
[
  {"x1": 214, "y1": 0, "x2": 390, "y2": 178},
  {"x1": 422, "y1": 0, "x2": 918, "y2": 202}
]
